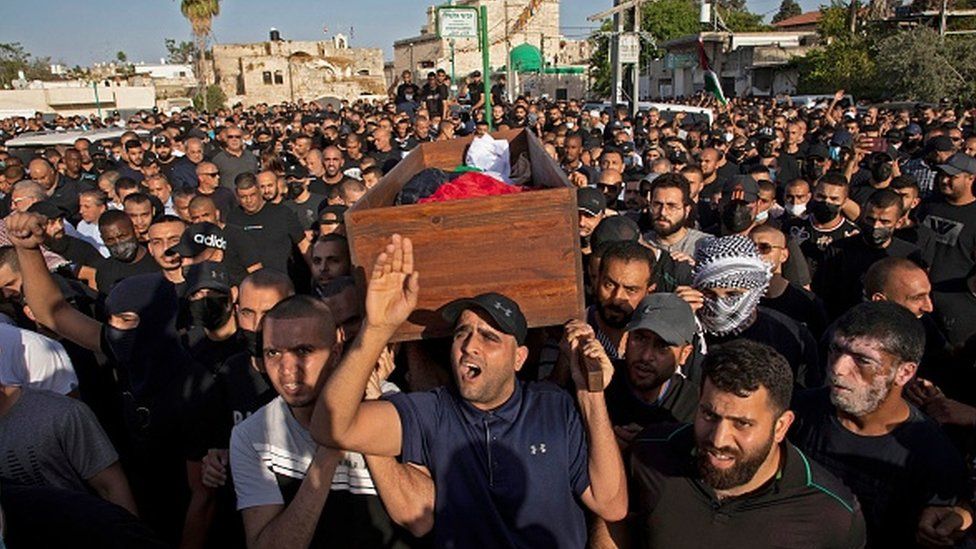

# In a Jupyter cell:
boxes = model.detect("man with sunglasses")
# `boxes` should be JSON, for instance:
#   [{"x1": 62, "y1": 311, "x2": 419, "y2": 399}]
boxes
[
  {"x1": 194, "y1": 161, "x2": 236, "y2": 221},
  {"x1": 212, "y1": 126, "x2": 260, "y2": 191}
]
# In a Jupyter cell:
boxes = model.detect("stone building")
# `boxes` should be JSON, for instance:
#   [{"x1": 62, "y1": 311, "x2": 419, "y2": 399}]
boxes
[
  {"x1": 392, "y1": 0, "x2": 589, "y2": 98},
  {"x1": 211, "y1": 32, "x2": 386, "y2": 106}
]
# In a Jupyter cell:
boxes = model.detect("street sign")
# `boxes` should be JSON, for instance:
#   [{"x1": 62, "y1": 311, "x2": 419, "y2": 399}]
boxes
[
  {"x1": 437, "y1": 7, "x2": 479, "y2": 39},
  {"x1": 620, "y1": 33, "x2": 640, "y2": 64}
]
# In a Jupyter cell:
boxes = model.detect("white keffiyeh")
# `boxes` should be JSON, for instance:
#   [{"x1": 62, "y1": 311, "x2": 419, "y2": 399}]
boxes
[{"x1": 693, "y1": 236, "x2": 772, "y2": 336}]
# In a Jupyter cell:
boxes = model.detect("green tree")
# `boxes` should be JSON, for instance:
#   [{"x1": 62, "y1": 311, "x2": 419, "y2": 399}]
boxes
[
  {"x1": 180, "y1": 0, "x2": 221, "y2": 109},
  {"x1": 116, "y1": 51, "x2": 128, "y2": 64},
  {"x1": 0, "y1": 42, "x2": 52, "y2": 87},
  {"x1": 192, "y1": 84, "x2": 226, "y2": 111},
  {"x1": 721, "y1": 8, "x2": 770, "y2": 32},
  {"x1": 772, "y1": 0, "x2": 803, "y2": 23},
  {"x1": 793, "y1": 35, "x2": 877, "y2": 96},
  {"x1": 164, "y1": 39, "x2": 199, "y2": 65},
  {"x1": 874, "y1": 28, "x2": 976, "y2": 102},
  {"x1": 588, "y1": 0, "x2": 699, "y2": 98}
]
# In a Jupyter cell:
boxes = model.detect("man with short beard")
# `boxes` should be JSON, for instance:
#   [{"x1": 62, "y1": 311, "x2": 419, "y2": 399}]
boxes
[
  {"x1": 791, "y1": 302, "x2": 973, "y2": 548},
  {"x1": 626, "y1": 339, "x2": 865, "y2": 548},
  {"x1": 643, "y1": 174, "x2": 708, "y2": 257},
  {"x1": 587, "y1": 241, "x2": 656, "y2": 360}
]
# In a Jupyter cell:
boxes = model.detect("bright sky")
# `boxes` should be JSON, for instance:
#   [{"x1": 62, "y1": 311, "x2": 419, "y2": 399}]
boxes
[{"x1": 0, "y1": 0, "x2": 825, "y2": 67}]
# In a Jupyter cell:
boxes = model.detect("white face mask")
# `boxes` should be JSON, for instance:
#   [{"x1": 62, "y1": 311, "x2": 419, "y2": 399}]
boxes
[
  {"x1": 786, "y1": 202, "x2": 807, "y2": 217},
  {"x1": 724, "y1": 132, "x2": 734, "y2": 142},
  {"x1": 755, "y1": 209, "x2": 769, "y2": 223}
]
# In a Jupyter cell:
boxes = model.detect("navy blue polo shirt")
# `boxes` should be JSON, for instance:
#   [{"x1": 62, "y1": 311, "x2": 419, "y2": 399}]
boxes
[{"x1": 386, "y1": 380, "x2": 590, "y2": 548}]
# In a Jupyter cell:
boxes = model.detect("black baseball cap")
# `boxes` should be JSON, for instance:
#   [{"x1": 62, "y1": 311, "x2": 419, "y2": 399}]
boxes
[
  {"x1": 937, "y1": 153, "x2": 976, "y2": 176},
  {"x1": 806, "y1": 142, "x2": 830, "y2": 160},
  {"x1": 625, "y1": 293, "x2": 697, "y2": 346},
  {"x1": 168, "y1": 222, "x2": 227, "y2": 257},
  {"x1": 930, "y1": 135, "x2": 955, "y2": 153},
  {"x1": 590, "y1": 215, "x2": 641, "y2": 254},
  {"x1": 317, "y1": 204, "x2": 347, "y2": 223},
  {"x1": 441, "y1": 292, "x2": 528, "y2": 345},
  {"x1": 27, "y1": 201, "x2": 65, "y2": 220},
  {"x1": 721, "y1": 175, "x2": 759, "y2": 204},
  {"x1": 577, "y1": 187, "x2": 607, "y2": 216},
  {"x1": 183, "y1": 261, "x2": 231, "y2": 295}
]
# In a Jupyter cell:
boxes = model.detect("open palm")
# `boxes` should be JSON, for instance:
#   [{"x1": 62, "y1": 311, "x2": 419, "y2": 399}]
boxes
[{"x1": 365, "y1": 234, "x2": 420, "y2": 333}]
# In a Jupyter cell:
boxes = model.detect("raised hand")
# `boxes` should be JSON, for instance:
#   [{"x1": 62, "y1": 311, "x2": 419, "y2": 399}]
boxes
[
  {"x1": 563, "y1": 320, "x2": 613, "y2": 392},
  {"x1": 365, "y1": 234, "x2": 420, "y2": 335},
  {"x1": 6, "y1": 212, "x2": 47, "y2": 250}
]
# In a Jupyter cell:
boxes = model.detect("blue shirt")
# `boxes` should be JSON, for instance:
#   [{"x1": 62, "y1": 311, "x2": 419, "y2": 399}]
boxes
[{"x1": 387, "y1": 381, "x2": 590, "y2": 548}]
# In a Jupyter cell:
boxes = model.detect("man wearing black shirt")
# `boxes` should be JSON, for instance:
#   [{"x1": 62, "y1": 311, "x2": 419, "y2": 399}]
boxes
[
  {"x1": 814, "y1": 189, "x2": 924, "y2": 319},
  {"x1": 627, "y1": 340, "x2": 865, "y2": 549},
  {"x1": 195, "y1": 161, "x2": 237, "y2": 221},
  {"x1": 116, "y1": 140, "x2": 146, "y2": 184},
  {"x1": 603, "y1": 293, "x2": 700, "y2": 438},
  {"x1": 890, "y1": 175, "x2": 938, "y2": 267},
  {"x1": 154, "y1": 135, "x2": 198, "y2": 191},
  {"x1": 282, "y1": 172, "x2": 326, "y2": 230},
  {"x1": 919, "y1": 152, "x2": 976, "y2": 284},
  {"x1": 689, "y1": 235, "x2": 821, "y2": 389},
  {"x1": 751, "y1": 225, "x2": 828, "y2": 339},
  {"x1": 790, "y1": 302, "x2": 972, "y2": 548},
  {"x1": 92, "y1": 210, "x2": 160, "y2": 294},
  {"x1": 783, "y1": 173, "x2": 860, "y2": 277},
  {"x1": 226, "y1": 172, "x2": 303, "y2": 275},
  {"x1": 420, "y1": 72, "x2": 448, "y2": 120},
  {"x1": 392, "y1": 70, "x2": 420, "y2": 107},
  {"x1": 490, "y1": 73, "x2": 507, "y2": 108},
  {"x1": 183, "y1": 197, "x2": 263, "y2": 282}
]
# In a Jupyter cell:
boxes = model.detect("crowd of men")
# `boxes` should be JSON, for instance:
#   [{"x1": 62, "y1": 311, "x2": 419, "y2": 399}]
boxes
[{"x1": 0, "y1": 74, "x2": 976, "y2": 548}]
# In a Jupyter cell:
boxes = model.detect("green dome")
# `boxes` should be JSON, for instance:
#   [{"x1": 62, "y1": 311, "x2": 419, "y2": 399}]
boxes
[{"x1": 509, "y1": 43, "x2": 543, "y2": 73}]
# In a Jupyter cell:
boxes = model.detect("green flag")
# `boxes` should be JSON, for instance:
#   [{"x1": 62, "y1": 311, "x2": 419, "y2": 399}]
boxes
[{"x1": 698, "y1": 36, "x2": 728, "y2": 106}]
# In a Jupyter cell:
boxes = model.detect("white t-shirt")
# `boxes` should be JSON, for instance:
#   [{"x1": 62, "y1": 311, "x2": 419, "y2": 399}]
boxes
[
  {"x1": 0, "y1": 324, "x2": 78, "y2": 395},
  {"x1": 230, "y1": 384, "x2": 397, "y2": 511}
]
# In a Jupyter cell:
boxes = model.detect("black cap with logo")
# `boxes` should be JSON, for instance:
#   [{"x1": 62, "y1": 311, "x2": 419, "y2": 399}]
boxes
[{"x1": 441, "y1": 292, "x2": 528, "y2": 345}]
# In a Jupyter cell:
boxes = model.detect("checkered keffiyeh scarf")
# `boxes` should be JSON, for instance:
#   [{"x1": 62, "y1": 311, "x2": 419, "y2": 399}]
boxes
[{"x1": 692, "y1": 236, "x2": 772, "y2": 336}]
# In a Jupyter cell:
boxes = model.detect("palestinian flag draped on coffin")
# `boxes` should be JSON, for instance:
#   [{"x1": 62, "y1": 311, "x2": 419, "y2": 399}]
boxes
[{"x1": 697, "y1": 36, "x2": 728, "y2": 106}]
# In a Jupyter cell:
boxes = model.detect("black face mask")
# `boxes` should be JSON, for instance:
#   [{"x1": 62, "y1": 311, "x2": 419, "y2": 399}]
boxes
[
  {"x1": 721, "y1": 200, "x2": 755, "y2": 234},
  {"x1": 104, "y1": 325, "x2": 140, "y2": 365},
  {"x1": 803, "y1": 160, "x2": 825, "y2": 181},
  {"x1": 870, "y1": 162, "x2": 893, "y2": 182},
  {"x1": 860, "y1": 224, "x2": 893, "y2": 248},
  {"x1": 239, "y1": 329, "x2": 261, "y2": 358},
  {"x1": 808, "y1": 199, "x2": 840, "y2": 224},
  {"x1": 286, "y1": 180, "x2": 305, "y2": 200},
  {"x1": 108, "y1": 238, "x2": 139, "y2": 262},
  {"x1": 187, "y1": 294, "x2": 233, "y2": 331}
]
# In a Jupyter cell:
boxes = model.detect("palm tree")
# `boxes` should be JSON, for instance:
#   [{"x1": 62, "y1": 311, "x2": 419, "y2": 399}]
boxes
[{"x1": 179, "y1": 0, "x2": 220, "y2": 111}]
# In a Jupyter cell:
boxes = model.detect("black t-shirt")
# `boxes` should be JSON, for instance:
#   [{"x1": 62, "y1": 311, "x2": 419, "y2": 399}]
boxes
[
  {"x1": 630, "y1": 422, "x2": 865, "y2": 549},
  {"x1": 813, "y1": 235, "x2": 924, "y2": 319},
  {"x1": 395, "y1": 82, "x2": 420, "y2": 105},
  {"x1": 707, "y1": 307, "x2": 821, "y2": 390},
  {"x1": 605, "y1": 359, "x2": 699, "y2": 428},
  {"x1": 919, "y1": 198, "x2": 976, "y2": 284},
  {"x1": 790, "y1": 388, "x2": 970, "y2": 549},
  {"x1": 761, "y1": 281, "x2": 829, "y2": 340},
  {"x1": 50, "y1": 176, "x2": 82, "y2": 223},
  {"x1": 469, "y1": 82, "x2": 483, "y2": 106},
  {"x1": 783, "y1": 215, "x2": 860, "y2": 277},
  {"x1": 421, "y1": 83, "x2": 449, "y2": 116},
  {"x1": 490, "y1": 82, "x2": 506, "y2": 107},
  {"x1": 283, "y1": 193, "x2": 327, "y2": 230},
  {"x1": 226, "y1": 203, "x2": 303, "y2": 274},
  {"x1": 932, "y1": 277, "x2": 976, "y2": 349},
  {"x1": 93, "y1": 250, "x2": 161, "y2": 295},
  {"x1": 221, "y1": 224, "x2": 261, "y2": 286},
  {"x1": 895, "y1": 222, "x2": 938, "y2": 268},
  {"x1": 197, "y1": 186, "x2": 238, "y2": 222}
]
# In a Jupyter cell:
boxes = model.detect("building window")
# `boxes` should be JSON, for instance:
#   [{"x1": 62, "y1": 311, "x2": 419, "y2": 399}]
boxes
[
  {"x1": 179, "y1": 71, "x2": 186, "y2": 77},
  {"x1": 274, "y1": 70, "x2": 284, "y2": 85},
  {"x1": 263, "y1": 71, "x2": 272, "y2": 85},
  {"x1": 357, "y1": 69, "x2": 370, "y2": 76}
]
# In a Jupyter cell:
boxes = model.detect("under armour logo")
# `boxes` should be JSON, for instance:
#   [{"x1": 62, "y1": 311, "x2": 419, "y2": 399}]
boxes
[
  {"x1": 530, "y1": 443, "x2": 547, "y2": 455},
  {"x1": 494, "y1": 301, "x2": 513, "y2": 317}
]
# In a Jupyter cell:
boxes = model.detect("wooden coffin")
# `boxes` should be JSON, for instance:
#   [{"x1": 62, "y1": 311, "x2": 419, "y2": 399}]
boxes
[{"x1": 345, "y1": 128, "x2": 585, "y2": 342}]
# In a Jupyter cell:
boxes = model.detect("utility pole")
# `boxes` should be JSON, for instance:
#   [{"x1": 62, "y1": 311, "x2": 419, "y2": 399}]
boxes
[
  {"x1": 631, "y1": 2, "x2": 642, "y2": 116},
  {"x1": 611, "y1": 0, "x2": 623, "y2": 105},
  {"x1": 939, "y1": 0, "x2": 948, "y2": 36},
  {"x1": 504, "y1": 0, "x2": 513, "y2": 100}
]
